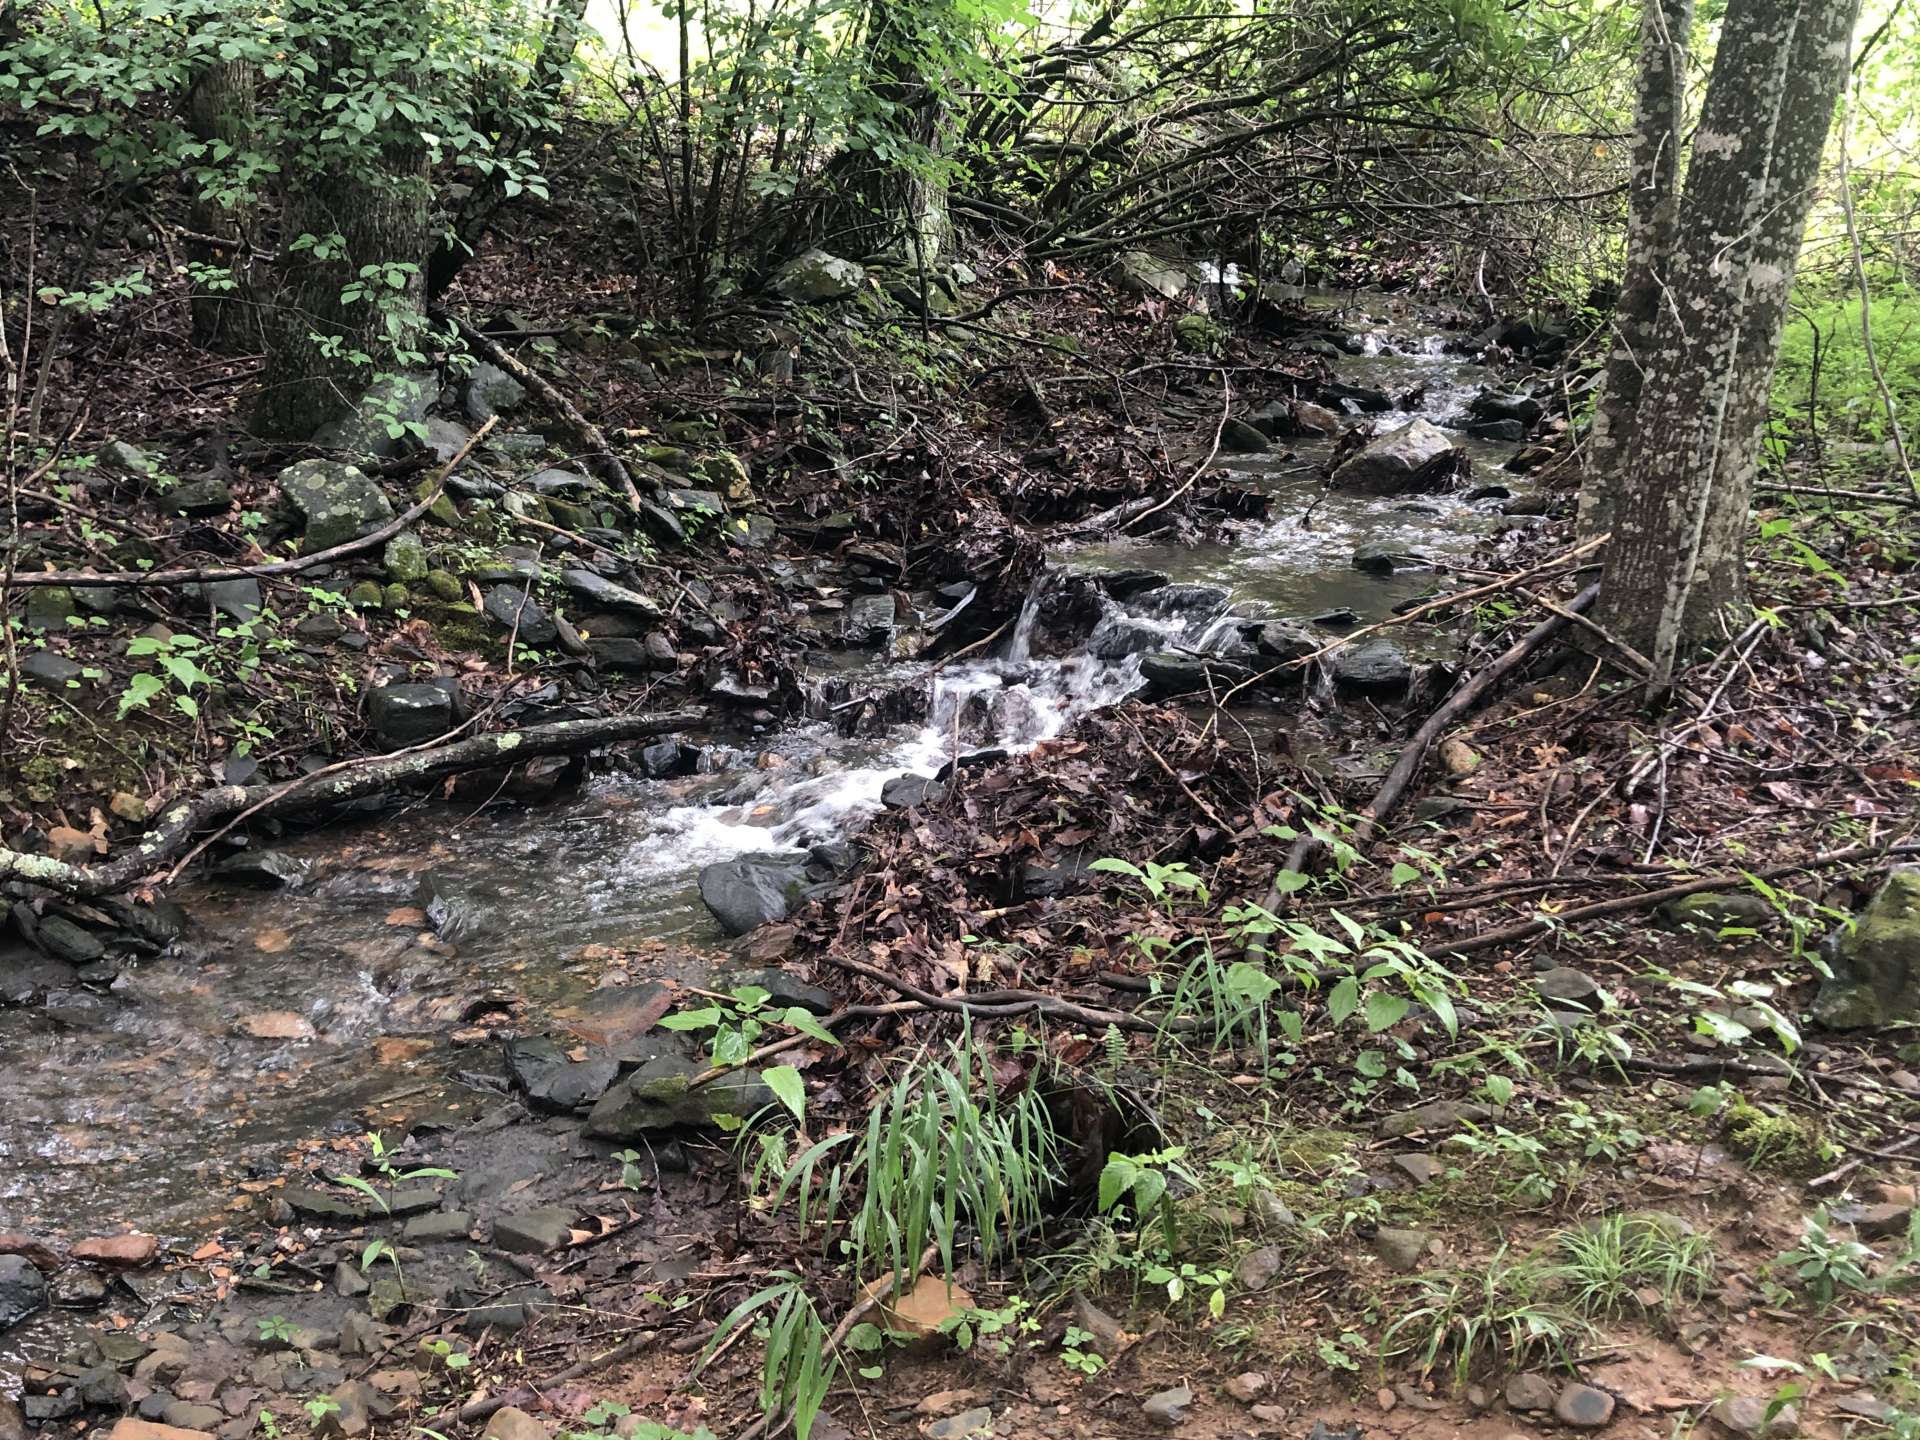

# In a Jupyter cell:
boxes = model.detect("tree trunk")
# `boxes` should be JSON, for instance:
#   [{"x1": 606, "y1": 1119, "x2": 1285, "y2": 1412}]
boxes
[
  {"x1": 1689, "y1": 0, "x2": 1860, "y2": 618},
  {"x1": 186, "y1": 58, "x2": 259, "y2": 352},
  {"x1": 1579, "y1": 0, "x2": 1692, "y2": 542},
  {"x1": 1593, "y1": 0, "x2": 1800, "y2": 681},
  {"x1": 251, "y1": 7, "x2": 432, "y2": 440}
]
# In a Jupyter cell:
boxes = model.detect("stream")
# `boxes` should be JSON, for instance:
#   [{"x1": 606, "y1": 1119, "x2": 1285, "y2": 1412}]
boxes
[{"x1": 0, "y1": 293, "x2": 1545, "y2": 1369}]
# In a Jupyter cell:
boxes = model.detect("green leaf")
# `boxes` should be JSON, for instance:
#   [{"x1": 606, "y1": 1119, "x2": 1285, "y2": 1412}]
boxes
[
  {"x1": 1270, "y1": 869, "x2": 1312, "y2": 894},
  {"x1": 1364, "y1": 991, "x2": 1411, "y2": 1032},
  {"x1": 764, "y1": 1065, "x2": 806, "y2": 1121},
  {"x1": 659, "y1": 1007, "x2": 723, "y2": 1031},
  {"x1": 782, "y1": 1008, "x2": 842, "y2": 1046},
  {"x1": 1326, "y1": 977, "x2": 1360, "y2": 1026},
  {"x1": 1485, "y1": 1074, "x2": 1515, "y2": 1106},
  {"x1": 1389, "y1": 862, "x2": 1421, "y2": 888}
]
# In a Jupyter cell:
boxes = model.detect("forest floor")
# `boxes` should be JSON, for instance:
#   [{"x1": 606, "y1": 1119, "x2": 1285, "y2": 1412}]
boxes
[{"x1": 4, "y1": 171, "x2": 1920, "y2": 1440}]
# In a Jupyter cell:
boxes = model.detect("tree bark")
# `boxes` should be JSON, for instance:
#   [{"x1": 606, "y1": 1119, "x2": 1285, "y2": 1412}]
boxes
[
  {"x1": 250, "y1": 4, "x2": 434, "y2": 439},
  {"x1": 1594, "y1": 0, "x2": 1801, "y2": 681},
  {"x1": 186, "y1": 57, "x2": 259, "y2": 352},
  {"x1": 1579, "y1": 0, "x2": 1692, "y2": 543},
  {"x1": 1689, "y1": 0, "x2": 1861, "y2": 618}
]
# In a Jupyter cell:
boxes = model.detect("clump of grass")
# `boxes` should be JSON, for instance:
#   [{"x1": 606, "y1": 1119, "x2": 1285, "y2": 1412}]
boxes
[
  {"x1": 1380, "y1": 1246, "x2": 1595, "y2": 1387},
  {"x1": 1549, "y1": 1213, "x2": 1716, "y2": 1317}
]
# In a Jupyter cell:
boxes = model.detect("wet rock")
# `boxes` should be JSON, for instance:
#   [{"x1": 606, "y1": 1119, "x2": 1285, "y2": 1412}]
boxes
[
  {"x1": 1554, "y1": 1384, "x2": 1615, "y2": 1428},
  {"x1": 1377, "y1": 1099, "x2": 1489, "y2": 1139},
  {"x1": 278, "y1": 459, "x2": 394, "y2": 552},
  {"x1": 1470, "y1": 391, "x2": 1544, "y2": 426},
  {"x1": 1139, "y1": 652, "x2": 1251, "y2": 699},
  {"x1": 19, "y1": 651, "x2": 86, "y2": 688},
  {"x1": 279, "y1": 1186, "x2": 371, "y2": 1223},
  {"x1": 1535, "y1": 967, "x2": 1601, "y2": 1009},
  {"x1": 403, "y1": 1212, "x2": 475, "y2": 1244},
  {"x1": 483, "y1": 586, "x2": 558, "y2": 646},
  {"x1": 164, "y1": 477, "x2": 234, "y2": 515},
  {"x1": 0, "y1": 1233, "x2": 62, "y2": 1271},
  {"x1": 503, "y1": 1037, "x2": 620, "y2": 1113},
  {"x1": 1221, "y1": 418, "x2": 1269, "y2": 452},
  {"x1": 844, "y1": 594, "x2": 897, "y2": 646},
  {"x1": 35, "y1": 914, "x2": 106, "y2": 964},
  {"x1": 707, "y1": 672, "x2": 775, "y2": 706},
  {"x1": 1113, "y1": 250, "x2": 1188, "y2": 300},
  {"x1": 699, "y1": 854, "x2": 812, "y2": 935},
  {"x1": 482, "y1": 1407, "x2": 550, "y2": 1440},
  {"x1": 1088, "y1": 617, "x2": 1168, "y2": 660},
  {"x1": 1330, "y1": 418, "x2": 1459, "y2": 495},
  {"x1": 72, "y1": 1232, "x2": 158, "y2": 1266},
  {"x1": 727, "y1": 967, "x2": 834, "y2": 1015},
  {"x1": 1246, "y1": 620, "x2": 1318, "y2": 661},
  {"x1": 0, "y1": 1254, "x2": 49, "y2": 1330},
  {"x1": 465, "y1": 363, "x2": 527, "y2": 424},
  {"x1": 71, "y1": 1365, "x2": 130, "y2": 1408},
  {"x1": 1467, "y1": 418, "x2": 1527, "y2": 442},
  {"x1": 211, "y1": 849, "x2": 309, "y2": 890},
  {"x1": 640, "y1": 741, "x2": 701, "y2": 779},
  {"x1": 1320, "y1": 381, "x2": 1393, "y2": 413},
  {"x1": 1813, "y1": 867, "x2": 1920, "y2": 1028},
  {"x1": 1331, "y1": 640, "x2": 1412, "y2": 697},
  {"x1": 560, "y1": 569, "x2": 660, "y2": 617},
  {"x1": 1134, "y1": 581, "x2": 1230, "y2": 621},
  {"x1": 585, "y1": 1058, "x2": 774, "y2": 1136},
  {"x1": 368, "y1": 683, "x2": 455, "y2": 749},
  {"x1": 1092, "y1": 569, "x2": 1171, "y2": 600},
  {"x1": 588, "y1": 637, "x2": 673, "y2": 673},
  {"x1": 1505, "y1": 1374, "x2": 1556, "y2": 1412},
  {"x1": 1143, "y1": 1386, "x2": 1193, "y2": 1428},
  {"x1": 880, "y1": 774, "x2": 948, "y2": 810},
  {"x1": 491, "y1": 1209, "x2": 575, "y2": 1255},
  {"x1": 1660, "y1": 892, "x2": 1774, "y2": 931},
  {"x1": 1373, "y1": 1227, "x2": 1433, "y2": 1272},
  {"x1": 1352, "y1": 541, "x2": 1423, "y2": 576},
  {"x1": 775, "y1": 250, "x2": 866, "y2": 303}
]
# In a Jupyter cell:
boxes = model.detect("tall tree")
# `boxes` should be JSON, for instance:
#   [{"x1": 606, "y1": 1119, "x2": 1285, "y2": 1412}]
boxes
[
  {"x1": 1579, "y1": 0, "x2": 1693, "y2": 543},
  {"x1": 1593, "y1": 0, "x2": 1857, "y2": 686},
  {"x1": 250, "y1": 0, "x2": 435, "y2": 439},
  {"x1": 185, "y1": 54, "x2": 259, "y2": 351}
]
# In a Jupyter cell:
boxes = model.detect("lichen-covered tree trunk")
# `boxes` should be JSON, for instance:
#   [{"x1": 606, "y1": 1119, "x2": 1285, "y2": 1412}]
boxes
[
  {"x1": 1689, "y1": 0, "x2": 1860, "y2": 619},
  {"x1": 250, "y1": 9, "x2": 432, "y2": 440},
  {"x1": 186, "y1": 58, "x2": 258, "y2": 352},
  {"x1": 1594, "y1": 0, "x2": 1800, "y2": 679},
  {"x1": 1578, "y1": 0, "x2": 1692, "y2": 543}
]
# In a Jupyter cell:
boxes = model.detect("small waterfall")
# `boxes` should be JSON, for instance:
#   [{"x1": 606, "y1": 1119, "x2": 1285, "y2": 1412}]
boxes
[{"x1": 1004, "y1": 574, "x2": 1048, "y2": 663}]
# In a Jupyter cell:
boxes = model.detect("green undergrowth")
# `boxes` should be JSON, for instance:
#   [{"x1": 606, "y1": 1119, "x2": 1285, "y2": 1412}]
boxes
[{"x1": 1773, "y1": 280, "x2": 1920, "y2": 446}]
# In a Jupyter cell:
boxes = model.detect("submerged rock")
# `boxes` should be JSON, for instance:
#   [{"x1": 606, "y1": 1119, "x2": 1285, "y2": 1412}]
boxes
[
  {"x1": 1813, "y1": 867, "x2": 1920, "y2": 1028},
  {"x1": 1329, "y1": 419, "x2": 1458, "y2": 495}
]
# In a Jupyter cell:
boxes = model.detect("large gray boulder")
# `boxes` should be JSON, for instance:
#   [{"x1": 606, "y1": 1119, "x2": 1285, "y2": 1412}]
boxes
[
  {"x1": 312, "y1": 371, "x2": 436, "y2": 461},
  {"x1": 1113, "y1": 250, "x2": 1189, "y2": 300},
  {"x1": 1329, "y1": 419, "x2": 1458, "y2": 495},
  {"x1": 699, "y1": 854, "x2": 813, "y2": 935},
  {"x1": 774, "y1": 250, "x2": 866, "y2": 303},
  {"x1": 278, "y1": 459, "x2": 394, "y2": 552},
  {"x1": 464, "y1": 362, "x2": 527, "y2": 423},
  {"x1": 585, "y1": 1056, "x2": 775, "y2": 1136},
  {"x1": 1813, "y1": 868, "x2": 1920, "y2": 1028}
]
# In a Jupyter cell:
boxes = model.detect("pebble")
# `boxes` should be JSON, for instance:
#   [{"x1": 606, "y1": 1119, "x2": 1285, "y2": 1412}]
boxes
[
  {"x1": 923, "y1": 1409, "x2": 993, "y2": 1440},
  {"x1": 1225, "y1": 1373, "x2": 1269, "y2": 1403},
  {"x1": 1554, "y1": 1383, "x2": 1615, "y2": 1428},
  {"x1": 1372, "y1": 1226, "x2": 1434, "y2": 1272},
  {"x1": 1143, "y1": 1386, "x2": 1193, "y2": 1428},
  {"x1": 482, "y1": 1408, "x2": 551, "y2": 1440}
]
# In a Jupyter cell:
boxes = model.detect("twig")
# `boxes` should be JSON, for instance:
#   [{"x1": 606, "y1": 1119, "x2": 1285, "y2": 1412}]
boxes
[{"x1": 418, "y1": 1331, "x2": 657, "y2": 1429}]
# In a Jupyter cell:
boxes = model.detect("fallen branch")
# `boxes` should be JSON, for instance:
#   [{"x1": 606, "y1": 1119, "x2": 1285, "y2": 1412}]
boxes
[
  {"x1": 420, "y1": 1330, "x2": 657, "y2": 1429},
  {"x1": 6, "y1": 417, "x2": 496, "y2": 589},
  {"x1": 440, "y1": 309, "x2": 643, "y2": 509},
  {"x1": 820, "y1": 953, "x2": 1169, "y2": 1031},
  {"x1": 0, "y1": 710, "x2": 700, "y2": 896},
  {"x1": 1436, "y1": 838, "x2": 1920, "y2": 960},
  {"x1": 1269, "y1": 583, "x2": 1598, "y2": 901}
]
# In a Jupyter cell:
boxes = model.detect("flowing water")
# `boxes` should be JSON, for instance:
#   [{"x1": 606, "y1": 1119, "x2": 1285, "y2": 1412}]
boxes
[{"x1": 0, "y1": 293, "x2": 1535, "y2": 1364}]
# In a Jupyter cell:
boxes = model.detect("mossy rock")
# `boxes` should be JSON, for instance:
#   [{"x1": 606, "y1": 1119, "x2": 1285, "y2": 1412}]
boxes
[
  {"x1": 424, "y1": 570, "x2": 465, "y2": 604},
  {"x1": 384, "y1": 530, "x2": 429, "y2": 584},
  {"x1": 413, "y1": 475, "x2": 461, "y2": 527},
  {"x1": 1175, "y1": 313, "x2": 1226, "y2": 352},
  {"x1": 662, "y1": 420, "x2": 716, "y2": 445},
  {"x1": 420, "y1": 603, "x2": 496, "y2": 653},
  {"x1": 545, "y1": 498, "x2": 597, "y2": 531},
  {"x1": 1725, "y1": 1098, "x2": 1835, "y2": 1175},
  {"x1": 1813, "y1": 868, "x2": 1920, "y2": 1028},
  {"x1": 637, "y1": 445, "x2": 692, "y2": 471},
  {"x1": 382, "y1": 582, "x2": 410, "y2": 610},
  {"x1": 347, "y1": 580, "x2": 385, "y2": 609},
  {"x1": 502, "y1": 491, "x2": 550, "y2": 523},
  {"x1": 693, "y1": 451, "x2": 755, "y2": 503}
]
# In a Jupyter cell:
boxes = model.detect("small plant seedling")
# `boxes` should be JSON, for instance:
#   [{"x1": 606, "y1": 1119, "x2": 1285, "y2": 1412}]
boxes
[{"x1": 256, "y1": 1315, "x2": 295, "y2": 1345}]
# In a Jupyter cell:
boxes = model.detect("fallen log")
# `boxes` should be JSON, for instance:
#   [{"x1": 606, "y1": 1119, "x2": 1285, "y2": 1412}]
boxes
[{"x1": 0, "y1": 710, "x2": 701, "y2": 897}]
